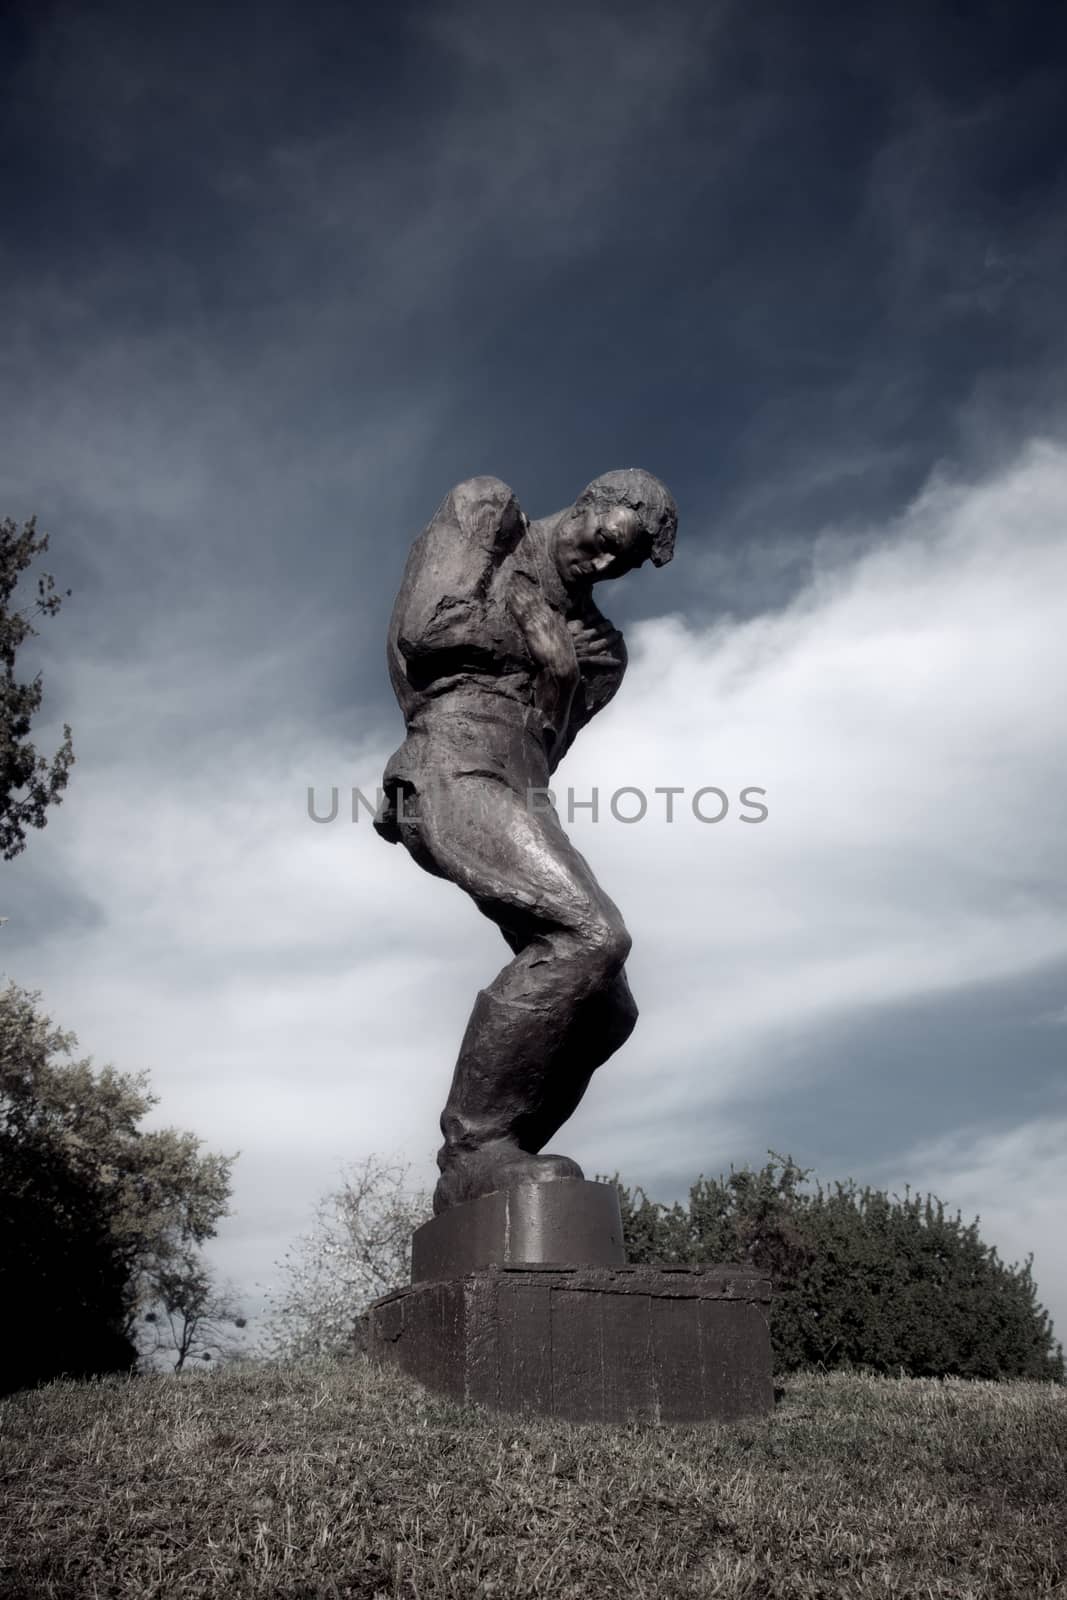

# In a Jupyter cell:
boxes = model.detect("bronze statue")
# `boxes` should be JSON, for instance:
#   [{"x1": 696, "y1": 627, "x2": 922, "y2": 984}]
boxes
[{"x1": 375, "y1": 471, "x2": 678, "y2": 1215}]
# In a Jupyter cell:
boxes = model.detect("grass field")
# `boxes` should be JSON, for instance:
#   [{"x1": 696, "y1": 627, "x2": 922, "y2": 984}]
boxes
[{"x1": 1, "y1": 1355, "x2": 1064, "y2": 1599}]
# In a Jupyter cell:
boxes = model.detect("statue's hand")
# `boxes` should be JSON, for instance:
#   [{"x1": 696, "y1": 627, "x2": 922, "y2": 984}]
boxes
[
  {"x1": 567, "y1": 616, "x2": 624, "y2": 669},
  {"x1": 506, "y1": 573, "x2": 580, "y2": 758},
  {"x1": 508, "y1": 575, "x2": 579, "y2": 683}
]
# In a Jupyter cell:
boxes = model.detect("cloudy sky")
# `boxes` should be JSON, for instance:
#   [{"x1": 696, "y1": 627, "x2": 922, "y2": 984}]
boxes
[{"x1": 3, "y1": 0, "x2": 1065, "y2": 1356}]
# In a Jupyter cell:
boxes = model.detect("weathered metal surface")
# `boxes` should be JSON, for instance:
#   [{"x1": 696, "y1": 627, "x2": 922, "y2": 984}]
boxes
[
  {"x1": 410, "y1": 1177, "x2": 625, "y2": 1283},
  {"x1": 374, "y1": 472, "x2": 679, "y2": 1216}
]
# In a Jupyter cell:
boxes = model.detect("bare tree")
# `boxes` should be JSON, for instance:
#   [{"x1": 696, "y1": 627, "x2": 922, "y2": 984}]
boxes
[
  {"x1": 260, "y1": 1152, "x2": 431, "y2": 1364},
  {"x1": 140, "y1": 1251, "x2": 249, "y2": 1373}
]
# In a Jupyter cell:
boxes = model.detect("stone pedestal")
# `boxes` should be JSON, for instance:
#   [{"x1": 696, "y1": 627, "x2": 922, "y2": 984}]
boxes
[
  {"x1": 364, "y1": 1180, "x2": 774, "y2": 1425},
  {"x1": 367, "y1": 1261, "x2": 773, "y2": 1424}
]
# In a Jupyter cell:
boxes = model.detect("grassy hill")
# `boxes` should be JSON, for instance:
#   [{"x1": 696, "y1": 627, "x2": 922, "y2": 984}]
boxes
[{"x1": 1, "y1": 1355, "x2": 1064, "y2": 1599}]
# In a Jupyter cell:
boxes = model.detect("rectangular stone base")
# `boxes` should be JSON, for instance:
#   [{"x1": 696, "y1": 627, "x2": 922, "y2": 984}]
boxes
[{"x1": 366, "y1": 1264, "x2": 773, "y2": 1425}]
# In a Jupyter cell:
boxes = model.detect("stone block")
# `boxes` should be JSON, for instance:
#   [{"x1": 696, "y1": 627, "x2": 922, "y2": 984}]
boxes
[{"x1": 367, "y1": 1262, "x2": 773, "y2": 1425}]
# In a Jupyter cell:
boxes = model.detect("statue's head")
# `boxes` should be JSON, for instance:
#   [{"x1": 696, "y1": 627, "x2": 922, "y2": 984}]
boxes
[{"x1": 554, "y1": 468, "x2": 678, "y2": 588}]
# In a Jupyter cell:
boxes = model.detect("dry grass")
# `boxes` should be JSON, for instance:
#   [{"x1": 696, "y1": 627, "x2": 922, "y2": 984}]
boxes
[{"x1": 1, "y1": 1355, "x2": 1064, "y2": 1598}]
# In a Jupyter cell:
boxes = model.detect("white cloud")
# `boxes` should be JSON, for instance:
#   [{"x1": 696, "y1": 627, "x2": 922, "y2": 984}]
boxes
[{"x1": 559, "y1": 438, "x2": 1067, "y2": 1110}]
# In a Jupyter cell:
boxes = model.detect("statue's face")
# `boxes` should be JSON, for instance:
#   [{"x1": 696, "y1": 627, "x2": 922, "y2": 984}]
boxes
[{"x1": 554, "y1": 503, "x2": 649, "y2": 588}]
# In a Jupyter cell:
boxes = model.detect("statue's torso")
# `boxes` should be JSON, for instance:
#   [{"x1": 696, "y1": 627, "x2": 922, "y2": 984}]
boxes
[{"x1": 376, "y1": 484, "x2": 624, "y2": 836}]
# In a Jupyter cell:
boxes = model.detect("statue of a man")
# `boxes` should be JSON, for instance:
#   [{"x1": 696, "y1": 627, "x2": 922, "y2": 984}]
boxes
[{"x1": 375, "y1": 470, "x2": 678, "y2": 1214}]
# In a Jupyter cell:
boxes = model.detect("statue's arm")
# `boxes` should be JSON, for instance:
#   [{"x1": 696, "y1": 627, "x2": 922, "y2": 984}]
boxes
[
  {"x1": 506, "y1": 571, "x2": 580, "y2": 758},
  {"x1": 394, "y1": 479, "x2": 527, "y2": 683},
  {"x1": 397, "y1": 590, "x2": 505, "y2": 678},
  {"x1": 549, "y1": 599, "x2": 627, "y2": 770}
]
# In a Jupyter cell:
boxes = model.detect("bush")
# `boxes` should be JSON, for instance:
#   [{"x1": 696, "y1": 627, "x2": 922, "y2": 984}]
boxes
[{"x1": 610, "y1": 1152, "x2": 1064, "y2": 1382}]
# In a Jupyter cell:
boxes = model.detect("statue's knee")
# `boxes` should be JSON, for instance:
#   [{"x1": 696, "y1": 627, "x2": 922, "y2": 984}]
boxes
[
  {"x1": 585, "y1": 915, "x2": 632, "y2": 982},
  {"x1": 616, "y1": 983, "x2": 639, "y2": 1039},
  {"x1": 597, "y1": 977, "x2": 637, "y2": 1055}
]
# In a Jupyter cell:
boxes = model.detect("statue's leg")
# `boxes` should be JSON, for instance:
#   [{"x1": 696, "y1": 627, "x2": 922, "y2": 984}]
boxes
[
  {"x1": 503, "y1": 960, "x2": 638, "y2": 1155},
  {"x1": 397, "y1": 773, "x2": 636, "y2": 1211}
]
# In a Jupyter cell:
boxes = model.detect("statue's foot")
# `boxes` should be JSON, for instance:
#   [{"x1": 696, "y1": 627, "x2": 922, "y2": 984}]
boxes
[{"x1": 433, "y1": 1138, "x2": 584, "y2": 1215}]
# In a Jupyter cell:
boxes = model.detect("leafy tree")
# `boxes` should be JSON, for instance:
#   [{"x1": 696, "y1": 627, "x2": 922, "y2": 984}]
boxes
[
  {"x1": 261, "y1": 1153, "x2": 431, "y2": 1363},
  {"x1": 1, "y1": 1111, "x2": 138, "y2": 1391},
  {"x1": 1, "y1": 515, "x2": 74, "y2": 861},
  {"x1": 610, "y1": 1152, "x2": 1064, "y2": 1383},
  {"x1": 0, "y1": 981, "x2": 239, "y2": 1393}
]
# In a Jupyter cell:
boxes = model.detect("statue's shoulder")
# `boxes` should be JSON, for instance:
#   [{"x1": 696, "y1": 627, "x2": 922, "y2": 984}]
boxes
[
  {"x1": 423, "y1": 476, "x2": 529, "y2": 563},
  {"x1": 448, "y1": 473, "x2": 517, "y2": 503},
  {"x1": 447, "y1": 475, "x2": 523, "y2": 526}
]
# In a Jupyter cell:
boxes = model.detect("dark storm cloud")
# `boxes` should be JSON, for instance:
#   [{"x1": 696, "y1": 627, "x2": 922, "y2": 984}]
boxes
[{"x1": 5, "y1": 0, "x2": 1066, "y2": 661}]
